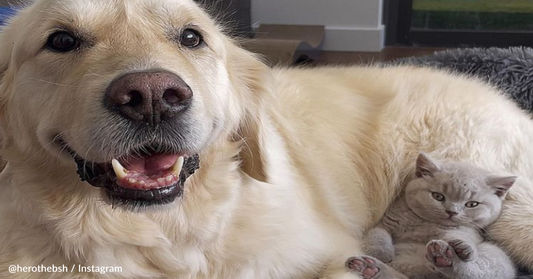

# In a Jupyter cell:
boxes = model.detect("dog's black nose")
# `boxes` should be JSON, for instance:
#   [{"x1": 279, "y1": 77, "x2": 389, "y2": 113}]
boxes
[{"x1": 106, "y1": 71, "x2": 193, "y2": 125}]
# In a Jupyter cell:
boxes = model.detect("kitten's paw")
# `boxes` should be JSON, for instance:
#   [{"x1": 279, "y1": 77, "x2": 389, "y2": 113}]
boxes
[
  {"x1": 346, "y1": 256, "x2": 381, "y2": 279},
  {"x1": 448, "y1": 239, "x2": 477, "y2": 261},
  {"x1": 426, "y1": 240, "x2": 455, "y2": 268}
]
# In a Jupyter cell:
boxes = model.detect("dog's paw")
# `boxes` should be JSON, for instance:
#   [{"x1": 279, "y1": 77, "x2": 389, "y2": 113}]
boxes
[
  {"x1": 425, "y1": 240, "x2": 455, "y2": 268},
  {"x1": 346, "y1": 256, "x2": 382, "y2": 279}
]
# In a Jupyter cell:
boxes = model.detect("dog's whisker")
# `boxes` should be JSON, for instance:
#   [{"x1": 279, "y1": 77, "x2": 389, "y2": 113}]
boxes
[
  {"x1": 28, "y1": 78, "x2": 84, "y2": 88},
  {"x1": 86, "y1": 69, "x2": 107, "y2": 79}
]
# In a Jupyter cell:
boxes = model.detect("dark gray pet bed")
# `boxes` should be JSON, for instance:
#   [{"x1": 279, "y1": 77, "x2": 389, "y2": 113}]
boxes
[{"x1": 396, "y1": 47, "x2": 533, "y2": 278}]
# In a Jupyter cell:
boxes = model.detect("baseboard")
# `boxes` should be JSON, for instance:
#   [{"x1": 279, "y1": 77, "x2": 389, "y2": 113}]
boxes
[{"x1": 323, "y1": 25, "x2": 385, "y2": 52}]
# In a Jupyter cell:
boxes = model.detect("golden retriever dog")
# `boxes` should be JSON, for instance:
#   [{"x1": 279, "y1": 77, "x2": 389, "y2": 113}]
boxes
[{"x1": 1, "y1": 0, "x2": 533, "y2": 278}]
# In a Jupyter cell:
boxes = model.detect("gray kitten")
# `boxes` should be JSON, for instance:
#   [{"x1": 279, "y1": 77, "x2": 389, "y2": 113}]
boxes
[{"x1": 346, "y1": 153, "x2": 516, "y2": 279}]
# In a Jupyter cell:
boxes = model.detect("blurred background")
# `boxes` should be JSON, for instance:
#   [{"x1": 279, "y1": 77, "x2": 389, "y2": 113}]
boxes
[
  {"x1": 193, "y1": 0, "x2": 533, "y2": 65},
  {"x1": 1, "y1": 0, "x2": 532, "y2": 65}
]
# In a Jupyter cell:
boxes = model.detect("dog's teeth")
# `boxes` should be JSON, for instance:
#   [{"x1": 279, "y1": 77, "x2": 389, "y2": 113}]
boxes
[
  {"x1": 157, "y1": 178, "x2": 165, "y2": 184},
  {"x1": 166, "y1": 175, "x2": 173, "y2": 182},
  {"x1": 172, "y1": 156, "x2": 184, "y2": 176},
  {"x1": 112, "y1": 159, "x2": 128, "y2": 179},
  {"x1": 128, "y1": 178, "x2": 137, "y2": 184}
]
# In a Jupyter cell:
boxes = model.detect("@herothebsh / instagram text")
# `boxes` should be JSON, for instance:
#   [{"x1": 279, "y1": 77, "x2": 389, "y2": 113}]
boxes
[{"x1": 9, "y1": 264, "x2": 123, "y2": 275}]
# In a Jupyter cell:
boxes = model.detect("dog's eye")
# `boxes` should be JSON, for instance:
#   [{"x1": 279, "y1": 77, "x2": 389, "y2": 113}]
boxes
[
  {"x1": 46, "y1": 32, "x2": 80, "y2": 52},
  {"x1": 179, "y1": 29, "x2": 203, "y2": 48}
]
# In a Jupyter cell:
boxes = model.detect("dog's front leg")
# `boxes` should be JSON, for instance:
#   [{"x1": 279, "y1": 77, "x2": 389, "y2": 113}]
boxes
[
  {"x1": 318, "y1": 234, "x2": 365, "y2": 279},
  {"x1": 320, "y1": 259, "x2": 364, "y2": 279}
]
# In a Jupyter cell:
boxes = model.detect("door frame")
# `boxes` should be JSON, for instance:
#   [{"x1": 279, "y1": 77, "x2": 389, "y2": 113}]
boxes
[{"x1": 384, "y1": 0, "x2": 533, "y2": 47}]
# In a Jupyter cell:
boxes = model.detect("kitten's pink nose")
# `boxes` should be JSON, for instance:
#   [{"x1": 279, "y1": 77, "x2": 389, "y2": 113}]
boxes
[{"x1": 446, "y1": 210, "x2": 458, "y2": 217}]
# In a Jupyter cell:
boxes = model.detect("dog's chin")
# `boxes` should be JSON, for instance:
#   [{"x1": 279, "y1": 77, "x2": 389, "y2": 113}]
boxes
[{"x1": 56, "y1": 139, "x2": 200, "y2": 209}]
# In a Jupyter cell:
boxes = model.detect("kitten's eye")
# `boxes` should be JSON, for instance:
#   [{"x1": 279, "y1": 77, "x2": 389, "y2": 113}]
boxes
[
  {"x1": 179, "y1": 29, "x2": 203, "y2": 48},
  {"x1": 432, "y1": 192, "x2": 445, "y2": 202},
  {"x1": 465, "y1": 201, "x2": 480, "y2": 208},
  {"x1": 46, "y1": 31, "x2": 80, "y2": 52}
]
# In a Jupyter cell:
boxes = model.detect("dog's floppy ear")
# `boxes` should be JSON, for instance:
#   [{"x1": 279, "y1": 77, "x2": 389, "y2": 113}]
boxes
[
  {"x1": 0, "y1": 7, "x2": 20, "y2": 100},
  {"x1": 236, "y1": 114, "x2": 268, "y2": 182},
  {"x1": 0, "y1": 9, "x2": 21, "y2": 152},
  {"x1": 225, "y1": 40, "x2": 273, "y2": 182}
]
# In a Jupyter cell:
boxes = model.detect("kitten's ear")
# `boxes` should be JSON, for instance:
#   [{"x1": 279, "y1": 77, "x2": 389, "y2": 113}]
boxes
[
  {"x1": 486, "y1": 176, "x2": 516, "y2": 198},
  {"x1": 416, "y1": 153, "x2": 439, "y2": 178}
]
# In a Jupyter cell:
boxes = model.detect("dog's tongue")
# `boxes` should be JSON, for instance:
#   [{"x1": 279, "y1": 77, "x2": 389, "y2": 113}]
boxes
[{"x1": 123, "y1": 154, "x2": 180, "y2": 174}]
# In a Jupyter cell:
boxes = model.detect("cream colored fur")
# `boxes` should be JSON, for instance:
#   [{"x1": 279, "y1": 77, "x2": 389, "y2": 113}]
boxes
[{"x1": 1, "y1": 1, "x2": 533, "y2": 279}]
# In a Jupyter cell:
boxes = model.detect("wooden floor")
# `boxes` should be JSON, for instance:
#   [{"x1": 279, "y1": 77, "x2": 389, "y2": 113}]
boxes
[{"x1": 313, "y1": 47, "x2": 447, "y2": 65}]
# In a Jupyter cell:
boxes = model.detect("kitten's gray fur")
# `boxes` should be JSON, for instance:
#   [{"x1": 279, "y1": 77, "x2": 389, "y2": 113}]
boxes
[{"x1": 347, "y1": 153, "x2": 517, "y2": 279}]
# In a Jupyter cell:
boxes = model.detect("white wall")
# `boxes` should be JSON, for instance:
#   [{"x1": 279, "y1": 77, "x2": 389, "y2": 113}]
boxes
[{"x1": 251, "y1": 0, "x2": 384, "y2": 51}]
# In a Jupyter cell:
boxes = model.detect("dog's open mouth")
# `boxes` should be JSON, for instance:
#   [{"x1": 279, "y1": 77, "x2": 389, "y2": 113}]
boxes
[
  {"x1": 110, "y1": 154, "x2": 183, "y2": 190},
  {"x1": 57, "y1": 139, "x2": 200, "y2": 206}
]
